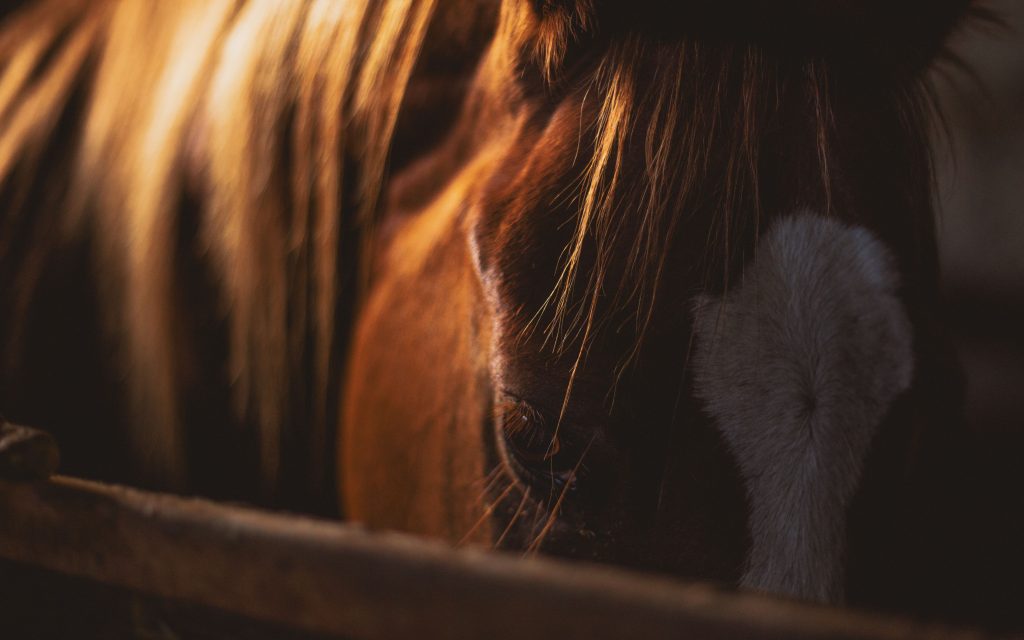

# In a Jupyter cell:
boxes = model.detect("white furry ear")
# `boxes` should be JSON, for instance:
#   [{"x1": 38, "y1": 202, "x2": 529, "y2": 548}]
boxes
[{"x1": 692, "y1": 213, "x2": 914, "y2": 604}]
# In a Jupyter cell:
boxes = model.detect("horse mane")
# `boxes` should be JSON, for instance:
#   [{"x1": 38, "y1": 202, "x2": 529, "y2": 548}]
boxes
[{"x1": 0, "y1": 0, "x2": 438, "y2": 490}]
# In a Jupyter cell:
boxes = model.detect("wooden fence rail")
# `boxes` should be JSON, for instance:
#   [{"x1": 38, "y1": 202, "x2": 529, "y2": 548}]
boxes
[{"x1": 0, "y1": 477, "x2": 997, "y2": 639}]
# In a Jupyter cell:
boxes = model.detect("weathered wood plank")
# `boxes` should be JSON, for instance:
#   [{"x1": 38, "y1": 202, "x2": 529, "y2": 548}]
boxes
[
  {"x1": 0, "y1": 477, "x2": 994, "y2": 639},
  {"x1": 0, "y1": 558, "x2": 342, "y2": 640}
]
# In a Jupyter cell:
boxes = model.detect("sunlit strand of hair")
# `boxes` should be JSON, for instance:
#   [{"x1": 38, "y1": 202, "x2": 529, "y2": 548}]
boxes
[
  {"x1": 457, "y1": 478, "x2": 518, "y2": 548},
  {"x1": 525, "y1": 437, "x2": 594, "y2": 555},
  {"x1": 494, "y1": 487, "x2": 532, "y2": 550}
]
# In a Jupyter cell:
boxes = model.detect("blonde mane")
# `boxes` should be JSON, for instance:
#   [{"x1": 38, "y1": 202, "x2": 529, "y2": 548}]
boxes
[{"x1": 0, "y1": 0, "x2": 437, "y2": 490}]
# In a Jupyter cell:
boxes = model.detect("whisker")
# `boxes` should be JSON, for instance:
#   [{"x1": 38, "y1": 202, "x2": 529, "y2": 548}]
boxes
[
  {"x1": 465, "y1": 464, "x2": 505, "y2": 514},
  {"x1": 479, "y1": 464, "x2": 505, "y2": 496},
  {"x1": 522, "y1": 496, "x2": 549, "y2": 556},
  {"x1": 526, "y1": 437, "x2": 595, "y2": 554},
  {"x1": 525, "y1": 479, "x2": 572, "y2": 555},
  {"x1": 493, "y1": 486, "x2": 531, "y2": 549},
  {"x1": 457, "y1": 479, "x2": 517, "y2": 548}
]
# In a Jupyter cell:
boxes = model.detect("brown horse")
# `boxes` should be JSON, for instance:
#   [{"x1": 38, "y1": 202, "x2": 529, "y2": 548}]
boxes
[{"x1": 0, "y1": 0, "x2": 1019, "y2": 626}]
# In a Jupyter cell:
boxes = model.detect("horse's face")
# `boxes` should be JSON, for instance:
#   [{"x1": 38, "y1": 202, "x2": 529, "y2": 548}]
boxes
[
  {"x1": 343, "y1": 0, "x2": 970, "y2": 603},
  {"x1": 344, "y1": 75, "x2": 749, "y2": 587},
  {"x1": 465, "y1": 96, "x2": 749, "y2": 579}
]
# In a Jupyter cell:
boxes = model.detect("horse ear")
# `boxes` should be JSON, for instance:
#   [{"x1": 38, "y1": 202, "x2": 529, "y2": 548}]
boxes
[{"x1": 575, "y1": 0, "x2": 975, "y2": 76}]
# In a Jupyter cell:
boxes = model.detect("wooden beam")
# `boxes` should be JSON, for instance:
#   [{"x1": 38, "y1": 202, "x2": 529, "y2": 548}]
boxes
[{"x1": 0, "y1": 477, "x2": 992, "y2": 639}]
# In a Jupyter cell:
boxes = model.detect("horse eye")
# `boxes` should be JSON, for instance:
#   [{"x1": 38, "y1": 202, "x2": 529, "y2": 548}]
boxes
[{"x1": 495, "y1": 397, "x2": 580, "y2": 492}]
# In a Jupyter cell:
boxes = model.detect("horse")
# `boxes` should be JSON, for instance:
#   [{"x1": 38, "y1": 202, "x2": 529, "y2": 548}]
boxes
[{"x1": 1, "y1": 0, "x2": 1019, "y2": 626}]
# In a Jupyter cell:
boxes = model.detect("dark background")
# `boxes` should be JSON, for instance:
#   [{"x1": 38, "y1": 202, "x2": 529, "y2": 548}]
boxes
[{"x1": 936, "y1": 0, "x2": 1024, "y2": 439}]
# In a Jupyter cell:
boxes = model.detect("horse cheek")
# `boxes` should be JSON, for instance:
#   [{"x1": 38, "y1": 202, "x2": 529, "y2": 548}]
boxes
[{"x1": 341, "y1": 215, "x2": 494, "y2": 545}]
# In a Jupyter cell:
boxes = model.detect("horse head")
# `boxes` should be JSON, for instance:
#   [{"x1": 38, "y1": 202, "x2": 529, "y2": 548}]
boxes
[
  {"x1": 342, "y1": 0, "x2": 979, "y2": 605},
  {"x1": 0, "y1": 0, "x2": 987, "y2": 614}
]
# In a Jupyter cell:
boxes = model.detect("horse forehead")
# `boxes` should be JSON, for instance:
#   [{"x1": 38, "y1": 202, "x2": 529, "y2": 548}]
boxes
[{"x1": 471, "y1": 96, "x2": 591, "y2": 264}]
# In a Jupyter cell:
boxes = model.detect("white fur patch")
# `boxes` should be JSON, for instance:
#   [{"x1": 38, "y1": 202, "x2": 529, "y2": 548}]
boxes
[{"x1": 692, "y1": 214, "x2": 914, "y2": 603}]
